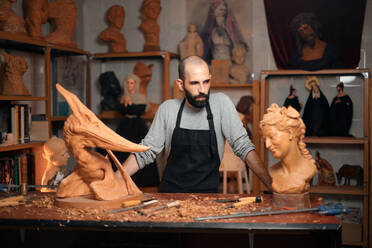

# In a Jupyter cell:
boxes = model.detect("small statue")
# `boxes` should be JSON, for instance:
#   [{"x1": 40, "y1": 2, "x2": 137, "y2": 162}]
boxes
[
  {"x1": 98, "y1": 71, "x2": 122, "y2": 112},
  {"x1": 99, "y1": 5, "x2": 127, "y2": 53},
  {"x1": 260, "y1": 103, "x2": 317, "y2": 193},
  {"x1": 179, "y1": 24, "x2": 204, "y2": 60},
  {"x1": 337, "y1": 164, "x2": 363, "y2": 186},
  {"x1": 0, "y1": 0, "x2": 27, "y2": 35},
  {"x1": 139, "y1": 0, "x2": 161, "y2": 52},
  {"x1": 0, "y1": 52, "x2": 30, "y2": 96},
  {"x1": 315, "y1": 152, "x2": 335, "y2": 186},
  {"x1": 229, "y1": 45, "x2": 250, "y2": 84},
  {"x1": 329, "y1": 82, "x2": 353, "y2": 136},
  {"x1": 283, "y1": 85, "x2": 302, "y2": 113},
  {"x1": 23, "y1": 0, "x2": 49, "y2": 39},
  {"x1": 236, "y1": 95, "x2": 254, "y2": 139},
  {"x1": 41, "y1": 136, "x2": 70, "y2": 192},
  {"x1": 121, "y1": 74, "x2": 148, "y2": 109},
  {"x1": 45, "y1": 0, "x2": 77, "y2": 48}
]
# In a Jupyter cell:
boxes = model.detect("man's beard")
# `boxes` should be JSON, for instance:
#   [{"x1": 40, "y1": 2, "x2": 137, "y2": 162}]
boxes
[{"x1": 184, "y1": 88, "x2": 210, "y2": 108}]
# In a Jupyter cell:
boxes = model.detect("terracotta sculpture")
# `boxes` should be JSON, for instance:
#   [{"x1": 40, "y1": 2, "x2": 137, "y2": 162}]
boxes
[
  {"x1": 337, "y1": 164, "x2": 363, "y2": 186},
  {"x1": 315, "y1": 152, "x2": 335, "y2": 186},
  {"x1": 260, "y1": 103, "x2": 317, "y2": 193},
  {"x1": 99, "y1": 5, "x2": 127, "y2": 53},
  {"x1": 0, "y1": 0, "x2": 27, "y2": 35},
  {"x1": 0, "y1": 52, "x2": 30, "y2": 96},
  {"x1": 283, "y1": 85, "x2": 302, "y2": 113},
  {"x1": 41, "y1": 136, "x2": 70, "y2": 192},
  {"x1": 55, "y1": 84, "x2": 149, "y2": 201},
  {"x1": 229, "y1": 45, "x2": 250, "y2": 84},
  {"x1": 23, "y1": 0, "x2": 48, "y2": 39},
  {"x1": 179, "y1": 24, "x2": 204, "y2": 60},
  {"x1": 45, "y1": 0, "x2": 77, "y2": 48},
  {"x1": 236, "y1": 95, "x2": 254, "y2": 139},
  {"x1": 139, "y1": 0, "x2": 161, "y2": 51}
]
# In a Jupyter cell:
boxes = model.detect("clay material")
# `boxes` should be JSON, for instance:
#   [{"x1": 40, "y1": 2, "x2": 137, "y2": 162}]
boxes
[
  {"x1": 230, "y1": 45, "x2": 250, "y2": 84},
  {"x1": 139, "y1": 0, "x2": 161, "y2": 51},
  {"x1": 23, "y1": 0, "x2": 48, "y2": 39},
  {"x1": 0, "y1": 0, "x2": 27, "y2": 35}
]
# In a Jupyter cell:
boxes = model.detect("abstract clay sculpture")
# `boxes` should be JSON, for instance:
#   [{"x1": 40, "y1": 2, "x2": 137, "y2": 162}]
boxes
[
  {"x1": 229, "y1": 45, "x2": 250, "y2": 84},
  {"x1": 0, "y1": 52, "x2": 30, "y2": 96},
  {"x1": 139, "y1": 0, "x2": 161, "y2": 51},
  {"x1": 0, "y1": 0, "x2": 27, "y2": 35},
  {"x1": 179, "y1": 24, "x2": 204, "y2": 60},
  {"x1": 55, "y1": 84, "x2": 149, "y2": 201},
  {"x1": 41, "y1": 136, "x2": 70, "y2": 192},
  {"x1": 99, "y1": 5, "x2": 127, "y2": 53},
  {"x1": 23, "y1": 0, "x2": 48, "y2": 39},
  {"x1": 46, "y1": 0, "x2": 77, "y2": 48},
  {"x1": 260, "y1": 103, "x2": 317, "y2": 193}
]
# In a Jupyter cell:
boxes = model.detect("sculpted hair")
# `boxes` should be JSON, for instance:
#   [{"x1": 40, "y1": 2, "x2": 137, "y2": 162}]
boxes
[{"x1": 178, "y1": 55, "x2": 207, "y2": 81}]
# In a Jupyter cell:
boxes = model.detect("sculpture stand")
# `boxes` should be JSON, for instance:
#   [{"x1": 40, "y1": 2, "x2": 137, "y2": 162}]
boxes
[
  {"x1": 55, "y1": 193, "x2": 143, "y2": 209},
  {"x1": 272, "y1": 192, "x2": 310, "y2": 209}
]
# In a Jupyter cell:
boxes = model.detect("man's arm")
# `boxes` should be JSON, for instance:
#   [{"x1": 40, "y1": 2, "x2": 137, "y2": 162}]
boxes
[
  {"x1": 122, "y1": 154, "x2": 141, "y2": 176},
  {"x1": 245, "y1": 150, "x2": 273, "y2": 191}
]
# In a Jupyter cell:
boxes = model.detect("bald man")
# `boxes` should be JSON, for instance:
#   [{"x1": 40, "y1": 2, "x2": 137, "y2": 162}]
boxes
[{"x1": 121, "y1": 56, "x2": 272, "y2": 193}]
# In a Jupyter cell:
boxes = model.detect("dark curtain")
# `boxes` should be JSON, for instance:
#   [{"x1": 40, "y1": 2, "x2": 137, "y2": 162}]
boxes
[{"x1": 264, "y1": 0, "x2": 366, "y2": 69}]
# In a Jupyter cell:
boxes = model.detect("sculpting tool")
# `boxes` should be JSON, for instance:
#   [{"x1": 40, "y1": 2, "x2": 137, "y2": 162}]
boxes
[
  {"x1": 122, "y1": 198, "x2": 156, "y2": 208},
  {"x1": 108, "y1": 199, "x2": 158, "y2": 214},
  {"x1": 138, "y1": 200, "x2": 180, "y2": 215},
  {"x1": 0, "y1": 195, "x2": 25, "y2": 207},
  {"x1": 224, "y1": 196, "x2": 262, "y2": 208},
  {"x1": 214, "y1": 196, "x2": 262, "y2": 203}
]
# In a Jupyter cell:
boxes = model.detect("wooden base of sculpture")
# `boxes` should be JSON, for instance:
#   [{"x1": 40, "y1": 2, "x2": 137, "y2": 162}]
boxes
[
  {"x1": 272, "y1": 192, "x2": 310, "y2": 209},
  {"x1": 55, "y1": 193, "x2": 143, "y2": 209}
]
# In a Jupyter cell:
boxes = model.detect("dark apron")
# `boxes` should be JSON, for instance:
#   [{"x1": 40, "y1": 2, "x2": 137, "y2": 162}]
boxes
[{"x1": 158, "y1": 99, "x2": 220, "y2": 193}]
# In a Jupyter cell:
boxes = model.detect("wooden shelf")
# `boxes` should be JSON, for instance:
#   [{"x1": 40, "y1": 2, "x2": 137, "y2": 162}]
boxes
[
  {"x1": 0, "y1": 96, "x2": 46, "y2": 101},
  {"x1": 0, "y1": 31, "x2": 47, "y2": 52},
  {"x1": 0, "y1": 141, "x2": 44, "y2": 152},
  {"x1": 211, "y1": 83, "x2": 252, "y2": 88},
  {"x1": 93, "y1": 51, "x2": 178, "y2": 60},
  {"x1": 304, "y1": 137, "x2": 367, "y2": 144},
  {"x1": 342, "y1": 240, "x2": 365, "y2": 247},
  {"x1": 97, "y1": 110, "x2": 154, "y2": 120},
  {"x1": 261, "y1": 69, "x2": 370, "y2": 77},
  {"x1": 50, "y1": 44, "x2": 90, "y2": 56},
  {"x1": 51, "y1": 116, "x2": 68, "y2": 122},
  {"x1": 310, "y1": 185, "x2": 364, "y2": 195}
]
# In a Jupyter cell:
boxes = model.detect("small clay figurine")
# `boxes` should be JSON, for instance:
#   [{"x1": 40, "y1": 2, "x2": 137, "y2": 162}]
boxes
[
  {"x1": 260, "y1": 103, "x2": 317, "y2": 193},
  {"x1": 329, "y1": 82, "x2": 353, "y2": 136},
  {"x1": 139, "y1": 0, "x2": 161, "y2": 51},
  {"x1": 23, "y1": 0, "x2": 49, "y2": 39},
  {"x1": 0, "y1": 52, "x2": 30, "y2": 96},
  {"x1": 98, "y1": 71, "x2": 122, "y2": 112},
  {"x1": 41, "y1": 136, "x2": 70, "y2": 192},
  {"x1": 315, "y1": 151, "x2": 335, "y2": 186},
  {"x1": 337, "y1": 164, "x2": 363, "y2": 186},
  {"x1": 229, "y1": 45, "x2": 250, "y2": 84},
  {"x1": 179, "y1": 24, "x2": 204, "y2": 60},
  {"x1": 0, "y1": 0, "x2": 27, "y2": 35},
  {"x1": 283, "y1": 85, "x2": 302, "y2": 113},
  {"x1": 99, "y1": 5, "x2": 127, "y2": 53},
  {"x1": 45, "y1": 0, "x2": 77, "y2": 48},
  {"x1": 121, "y1": 74, "x2": 148, "y2": 108}
]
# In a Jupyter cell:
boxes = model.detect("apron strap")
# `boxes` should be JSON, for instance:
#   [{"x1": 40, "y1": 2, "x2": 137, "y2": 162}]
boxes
[
  {"x1": 206, "y1": 102, "x2": 218, "y2": 157},
  {"x1": 175, "y1": 99, "x2": 186, "y2": 128}
]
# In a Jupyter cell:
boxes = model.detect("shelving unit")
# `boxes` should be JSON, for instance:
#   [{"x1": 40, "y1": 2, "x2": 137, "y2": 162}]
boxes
[{"x1": 260, "y1": 69, "x2": 370, "y2": 247}]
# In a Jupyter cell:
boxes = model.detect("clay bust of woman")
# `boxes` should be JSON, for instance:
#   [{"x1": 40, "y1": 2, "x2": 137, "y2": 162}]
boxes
[
  {"x1": 99, "y1": 5, "x2": 127, "y2": 53},
  {"x1": 260, "y1": 103, "x2": 316, "y2": 193},
  {"x1": 139, "y1": 0, "x2": 161, "y2": 51}
]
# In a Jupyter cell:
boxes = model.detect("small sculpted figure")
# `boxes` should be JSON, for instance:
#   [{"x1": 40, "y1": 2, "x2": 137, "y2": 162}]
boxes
[
  {"x1": 99, "y1": 5, "x2": 127, "y2": 53},
  {"x1": 23, "y1": 0, "x2": 48, "y2": 39},
  {"x1": 283, "y1": 85, "x2": 302, "y2": 113},
  {"x1": 98, "y1": 71, "x2": 121, "y2": 112},
  {"x1": 121, "y1": 74, "x2": 148, "y2": 108},
  {"x1": 260, "y1": 103, "x2": 317, "y2": 193},
  {"x1": 0, "y1": 52, "x2": 30, "y2": 96},
  {"x1": 55, "y1": 84, "x2": 149, "y2": 201},
  {"x1": 315, "y1": 152, "x2": 335, "y2": 186},
  {"x1": 236, "y1": 95, "x2": 254, "y2": 139},
  {"x1": 337, "y1": 164, "x2": 363, "y2": 186},
  {"x1": 329, "y1": 82, "x2": 353, "y2": 136},
  {"x1": 179, "y1": 24, "x2": 204, "y2": 60},
  {"x1": 0, "y1": 0, "x2": 27, "y2": 35},
  {"x1": 41, "y1": 136, "x2": 70, "y2": 192},
  {"x1": 139, "y1": 0, "x2": 161, "y2": 51},
  {"x1": 229, "y1": 45, "x2": 250, "y2": 84},
  {"x1": 46, "y1": 0, "x2": 77, "y2": 48}
]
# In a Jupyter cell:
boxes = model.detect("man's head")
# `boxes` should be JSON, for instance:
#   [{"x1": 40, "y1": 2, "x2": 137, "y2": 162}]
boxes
[{"x1": 177, "y1": 56, "x2": 211, "y2": 108}]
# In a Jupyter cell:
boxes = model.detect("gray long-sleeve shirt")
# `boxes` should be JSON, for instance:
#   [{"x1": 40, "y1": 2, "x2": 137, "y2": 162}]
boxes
[{"x1": 135, "y1": 93, "x2": 255, "y2": 169}]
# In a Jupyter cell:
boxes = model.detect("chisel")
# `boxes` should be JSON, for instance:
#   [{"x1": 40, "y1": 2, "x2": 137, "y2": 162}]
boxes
[
  {"x1": 214, "y1": 196, "x2": 262, "y2": 203},
  {"x1": 108, "y1": 199, "x2": 158, "y2": 214},
  {"x1": 224, "y1": 196, "x2": 262, "y2": 208},
  {"x1": 122, "y1": 198, "x2": 155, "y2": 208},
  {"x1": 138, "y1": 200, "x2": 180, "y2": 215}
]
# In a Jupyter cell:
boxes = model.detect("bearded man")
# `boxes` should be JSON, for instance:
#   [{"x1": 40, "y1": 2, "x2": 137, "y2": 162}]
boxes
[{"x1": 120, "y1": 56, "x2": 272, "y2": 193}]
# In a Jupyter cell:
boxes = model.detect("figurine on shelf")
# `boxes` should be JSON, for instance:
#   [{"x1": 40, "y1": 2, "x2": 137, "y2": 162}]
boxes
[
  {"x1": 45, "y1": 0, "x2": 77, "y2": 48},
  {"x1": 283, "y1": 85, "x2": 302, "y2": 113},
  {"x1": 99, "y1": 5, "x2": 127, "y2": 53},
  {"x1": 98, "y1": 71, "x2": 122, "y2": 112},
  {"x1": 229, "y1": 45, "x2": 250, "y2": 84},
  {"x1": 0, "y1": 52, "x2": 30, "y2": 96},
  {"x1": 260, "y1": 103, "x2": 317, "y2": 193},
  {"x1": 315, "y1": 151, "x2": 336, "y2": 186},
  {"x1": 0, "y1": 0, "x2": 27, "y2": 35},
  {"x1": 179, "y1": 24, "x2": 204, "y2": 60},
  {"x1": 302, "y1": 76, "x2": 330, "y2": 136},
  {"x1": 329, "y1": 82, "x2": 353, "y2": 136},
  {"x1": 23, "y1": 0, "x2": 49, "y2": 40},
  {"x1": 336, "y1": 164, "x2": 363, "y2": 186},
  {"x1": 41, "y1": 136, "x2": 70, "y2": 192},
  {"x1": 236, "y1": 95, "x2": 255, "y2": 140},
  {"x1": 139, "y1": 0, "x2": 161, "y2": 52}
]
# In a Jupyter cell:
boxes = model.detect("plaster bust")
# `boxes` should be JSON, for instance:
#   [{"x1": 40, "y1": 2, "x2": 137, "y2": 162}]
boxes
[
  {"x1": 179, "y1": 24, "x2": 204, "y2": 60},
  {"x1": 260, "y1": 103, "x2": 317, "y2": 193},
  {"x1": 139, "y1": 0, "x2": 161, "y2": 51},
  {"x1": 0, "y1": 0, "x2": 27, "y2": 35},
  {"x1": 99, "y1": 5, "x2": 127, "y2": 53},
  {"x1": 230, "y1": 45, "x2": 250, "y2": 84}
]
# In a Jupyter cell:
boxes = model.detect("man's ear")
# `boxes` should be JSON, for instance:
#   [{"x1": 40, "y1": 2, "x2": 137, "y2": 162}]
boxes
[{"x1": 176, "y1": 79, "x2": 184, "y2": 93}]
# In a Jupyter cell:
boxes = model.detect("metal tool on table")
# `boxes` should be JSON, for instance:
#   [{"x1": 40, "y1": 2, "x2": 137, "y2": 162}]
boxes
[
  {"x1": 0, "y1": 195, "x2": 25, "y2": 207},
  {"x1": 223, "y1": 196, "x2": 262, "y2": 208},
  {"x1": 108, "y1": 199, "x2": 158, "y2": 214},
  {"x1": 122, "y1": 198, "x2": 156, "y2": 208},
  {"x1": 214, "y1": 196, "x2": 262, "y2": 203},
  {"x1": 195, "y1": 203, "x2": 350, "y2": 221},
  {"x1": 138, "y1": 200, "x2": 180, "y2": 215},
  {"x1": 0, "y1": 183, "x2": 56, "y2": 192}
]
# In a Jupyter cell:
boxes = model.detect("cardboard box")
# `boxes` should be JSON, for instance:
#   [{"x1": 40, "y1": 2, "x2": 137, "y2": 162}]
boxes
[{"x1": 342, "y1": 222, "x2": 362, "y2": 243}]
